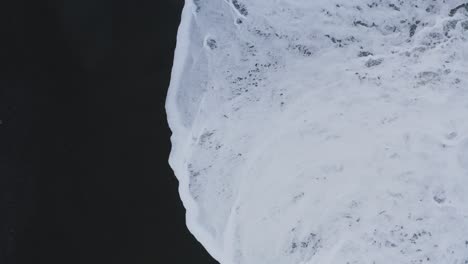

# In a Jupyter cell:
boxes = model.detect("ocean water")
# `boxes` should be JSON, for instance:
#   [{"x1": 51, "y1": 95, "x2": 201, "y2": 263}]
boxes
[{"x1": 167, "y1": 1, "x2": 468, "y2": 263}]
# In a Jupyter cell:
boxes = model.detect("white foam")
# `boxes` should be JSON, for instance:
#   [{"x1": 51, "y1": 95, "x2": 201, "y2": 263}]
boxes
[{"x1": 167, "y1": 1, "x2": 468, "y2": 263}]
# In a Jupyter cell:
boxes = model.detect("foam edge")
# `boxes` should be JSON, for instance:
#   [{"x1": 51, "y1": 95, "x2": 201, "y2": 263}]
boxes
[{"x1": 165, "y1": 0, "x2": 226, "y2": 263}]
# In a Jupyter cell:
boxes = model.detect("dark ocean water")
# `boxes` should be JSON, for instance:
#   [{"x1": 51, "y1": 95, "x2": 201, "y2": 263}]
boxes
[{"x1": 0, "y1": 1, "x2": 218, "y2": 263}]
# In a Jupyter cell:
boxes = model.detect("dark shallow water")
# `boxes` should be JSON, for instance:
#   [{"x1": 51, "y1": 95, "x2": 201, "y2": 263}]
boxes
[{"x1": 1, "y1": 1, "x2": 218, "y2": 263}]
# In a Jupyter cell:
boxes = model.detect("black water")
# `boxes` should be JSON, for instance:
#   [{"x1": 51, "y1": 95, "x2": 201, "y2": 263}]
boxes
[{"x1": 1, "y1": 1, "x2": 219, "y2": 263}]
